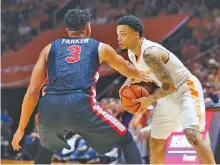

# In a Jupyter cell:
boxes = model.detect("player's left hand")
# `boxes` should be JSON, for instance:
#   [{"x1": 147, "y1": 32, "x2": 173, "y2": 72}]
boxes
[
  {"x1": 11, "y1": 129, "x2": 24, "y2": 151},
  {"x1": 138, "y1": 71, "x2": 152, "y2": 83},
  {"x1": 132, "y1": 97, "x2": 152, "y2": 113}
]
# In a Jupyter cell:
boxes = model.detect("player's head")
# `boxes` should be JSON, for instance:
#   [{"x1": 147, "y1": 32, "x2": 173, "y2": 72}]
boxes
[
  {"x1": 64, "y1": 8, "x2": 92, "y2": 37},
  {"x1": 116, "y1": 15, "x2": 144, "y2": 49}
]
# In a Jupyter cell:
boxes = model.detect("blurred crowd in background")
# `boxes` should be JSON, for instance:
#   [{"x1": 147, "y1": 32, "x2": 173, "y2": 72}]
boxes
[
  {"x1": 1, "y1": 0, "x2": 220, "y2": 163},
  {"x1": 1, "y1": 0, "x2": 67, "y2": 53},
  {"x1": 2, "y1": 0, "x2": 220, "y2": 54}
]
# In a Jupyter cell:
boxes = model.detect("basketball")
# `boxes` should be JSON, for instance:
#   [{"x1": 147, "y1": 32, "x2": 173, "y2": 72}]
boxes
[{"x1": 120, "y1": 84, "x2": 149, "y2": 114}]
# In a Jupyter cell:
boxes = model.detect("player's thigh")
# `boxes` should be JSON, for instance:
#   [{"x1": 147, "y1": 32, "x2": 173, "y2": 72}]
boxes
[
  {"x1": 151, "y1": 115, "x2": 178, "y2": 139},
  {"x1": 38, "y1": 94, "x2": 68, "y2": 128},
  {"x1": 151, "y1": 99, "x2": 179, "y2": 139},
  {"x1": 69, "y1": 95, "x2": 127, "y2": 154},
  {"x1": 150, "y1": 138, "x2": 166, "y2": 152},
  {"x1": 38, "y1": 94, "x2": 73, "y2": 153},
  {"x1": 39, "y1": 126, "x2": 70, "y2": 153},
  {"x1": 179, "y1": 77, "x2": 206, "y2": 132}
]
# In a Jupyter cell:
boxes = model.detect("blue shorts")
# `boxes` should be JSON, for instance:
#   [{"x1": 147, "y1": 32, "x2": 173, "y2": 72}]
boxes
[{"x1": 38, "y1": 91, "x2": 127, "y2": 154}]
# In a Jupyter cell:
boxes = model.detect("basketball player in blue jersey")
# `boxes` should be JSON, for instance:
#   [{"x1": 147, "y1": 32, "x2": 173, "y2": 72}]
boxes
[{"x1": 11, "y1": 8, "x2": 151, "y2": 164}]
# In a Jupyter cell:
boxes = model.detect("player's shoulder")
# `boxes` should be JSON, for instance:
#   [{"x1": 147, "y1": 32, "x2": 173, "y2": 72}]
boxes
[
  {"x1": 89, "y1": 37, "x2": 99, "y2": 42},
  {"x1": 143, "y1": 38, "x2": 165, "y2": 50},
  {"x1": 53, "y1": 37, "x2": 66, "y2": 42},
  {"x1": 50, "y1": 38, "x2": 66, "y2": 46},
  {"x1": 143, "y1": 39, "x2": 172, "y2": 55}
]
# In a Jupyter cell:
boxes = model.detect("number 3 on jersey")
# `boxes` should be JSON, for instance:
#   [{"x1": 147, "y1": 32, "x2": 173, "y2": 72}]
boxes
[{"x1": 66, "y1": 45, "x2": 81, "y2": 63}]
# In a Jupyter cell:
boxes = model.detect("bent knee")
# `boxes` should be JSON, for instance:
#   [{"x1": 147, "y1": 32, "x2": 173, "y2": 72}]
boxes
[
  {"x1": 40, "y1": 140, "x2": 52, "y2": 152},
  {"x1": 184, "y1": 128, "x2": 202, "y2": 146}
]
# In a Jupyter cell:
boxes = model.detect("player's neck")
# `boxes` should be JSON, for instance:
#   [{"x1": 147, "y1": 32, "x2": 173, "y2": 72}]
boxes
[
  {"x1": 130, "y1": 38, "x2": 143, "y2": 57},
  {"x1": 69, "y1": 31, "x2": 87, "y2": 38}
]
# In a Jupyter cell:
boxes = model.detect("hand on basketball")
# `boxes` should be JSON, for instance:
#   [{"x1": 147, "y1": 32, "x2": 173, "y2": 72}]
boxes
[
  {"x1": 119, "y1": 78, "x2": 134, "y2": 98},
  {"x1": 11, "y1": 128, "x2": 24, "y2": 151},
  {"x1": 132, "y1": 97, "x2": 151, "y2": 113}
]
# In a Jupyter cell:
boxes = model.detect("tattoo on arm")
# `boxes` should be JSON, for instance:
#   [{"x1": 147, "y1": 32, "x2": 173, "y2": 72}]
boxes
[{"x1": 143, "y1": 47, "x2": 175, "y2": 103}]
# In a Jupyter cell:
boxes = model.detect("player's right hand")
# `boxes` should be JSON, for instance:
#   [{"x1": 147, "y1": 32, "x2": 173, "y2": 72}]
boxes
[
  {"x1": 132, "y1": 97, "x2": 152, "y2": 113},
  {"x1": 11, "y1": 129, "x2": 24, "y2": 151}
]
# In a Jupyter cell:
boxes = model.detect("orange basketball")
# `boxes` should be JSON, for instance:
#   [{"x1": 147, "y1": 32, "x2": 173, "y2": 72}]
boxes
[{"x1": 120, "y1": 85, "x2": 149, "y2": 114}]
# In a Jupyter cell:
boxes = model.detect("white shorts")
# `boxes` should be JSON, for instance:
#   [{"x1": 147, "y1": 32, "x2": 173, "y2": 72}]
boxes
[{"x1": 151, "y1": 75, "x2": 206, "y2": 139}]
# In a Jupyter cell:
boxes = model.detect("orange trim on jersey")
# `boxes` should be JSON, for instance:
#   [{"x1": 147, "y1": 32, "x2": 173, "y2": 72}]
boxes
[
  {"x1": 136, "y1": 55, "x2": 141, "y2": 64},
  {"x1": 186, "y1": 80, "x2": 201, "y2": 124}
]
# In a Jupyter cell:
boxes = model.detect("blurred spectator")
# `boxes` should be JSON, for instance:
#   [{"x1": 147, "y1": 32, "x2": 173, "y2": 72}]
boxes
[
  {"x1": 205, "y1": 97, "x2": 214, "y2": 107},
  {"x1": 206, "y1": 84, "x2": 219, "y2": 103},
  {"x1": 1, "y1": 110, "x2": 12, "y2": 138},
  {"x1": 1, "y1": 110, "x2": 13, "y2": 158},
  {"x1": 129, "y1": 105, "x2": 154, "y2": 164}
]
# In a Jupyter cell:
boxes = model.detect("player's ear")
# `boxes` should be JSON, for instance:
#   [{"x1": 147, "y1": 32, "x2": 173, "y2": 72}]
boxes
[
  {"x1": 134, "y1": 32, "x2": 139, "y2": 39},
  {"x1": 85, "y1": 23, "x2": 91, "y2": 37},
  {"x1": 66, "y1": 28, "x2": 70, "y2": 36}
]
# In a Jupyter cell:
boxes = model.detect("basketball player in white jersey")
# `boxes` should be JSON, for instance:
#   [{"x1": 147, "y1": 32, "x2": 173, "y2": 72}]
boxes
[{"x1": 116, "y1": 15, "x2": 216, "y2": 164}]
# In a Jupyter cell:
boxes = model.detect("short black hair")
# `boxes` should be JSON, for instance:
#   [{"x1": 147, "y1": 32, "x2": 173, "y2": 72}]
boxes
[
  {"x1": 116, "y1": 15, "x2": 144, "y2": 37},
  {"x1": 64, "y1": 8, "x2": 91, "y2": 30}
]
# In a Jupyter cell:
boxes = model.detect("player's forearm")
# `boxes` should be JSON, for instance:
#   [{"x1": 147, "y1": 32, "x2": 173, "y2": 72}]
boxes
[
  {"x1": 143, "y1": 65, "x2": 176, "y2": 104},
  {"x1": 127, "y1": 69, "x2": 153, "y2": 84},
  {"x1": 147, "y1": 82, "x2": 175, "y2": 105},
  {"x1": 142, "y1": 47, "x2": 177, "y2": 104},
  {"x1": 18, "y1": 89, "x2": 40, "y2": 130},
  {"x1": 119, "y1": 62, "x2": 142, "y2": 79}
]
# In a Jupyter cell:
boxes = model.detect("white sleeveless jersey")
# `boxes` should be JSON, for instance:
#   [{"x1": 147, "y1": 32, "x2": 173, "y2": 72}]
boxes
[{"x1": 128, "y1": 38, "x2": 191, "y2": 88}]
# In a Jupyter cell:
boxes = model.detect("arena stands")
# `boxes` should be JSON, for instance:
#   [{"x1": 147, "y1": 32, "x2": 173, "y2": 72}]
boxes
[{"x1": 2, "y1": 0, "x2": 220, "y2": 55}]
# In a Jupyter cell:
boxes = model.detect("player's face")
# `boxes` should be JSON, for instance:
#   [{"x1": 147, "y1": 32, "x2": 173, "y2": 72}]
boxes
[{"x1": 117, "y1": 25, "x2": 138, "y2": 49}]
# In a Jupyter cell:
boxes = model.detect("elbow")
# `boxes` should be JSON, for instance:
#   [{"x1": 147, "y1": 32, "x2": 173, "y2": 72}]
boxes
[
  {"x1": 168, "y1": 86, "x2": 176, "y2": 95},
  {"x1": 27, "y1": 86, "x2": 40, "y2": 97},
  {"x1": 162, "y1": 81, "x2": 176, "y2": 94}
]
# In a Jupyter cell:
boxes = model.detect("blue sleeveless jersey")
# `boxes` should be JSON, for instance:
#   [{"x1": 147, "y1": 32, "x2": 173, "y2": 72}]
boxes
[{"x1": 46, "y1": 37, "x2": 100, "y2": 94}]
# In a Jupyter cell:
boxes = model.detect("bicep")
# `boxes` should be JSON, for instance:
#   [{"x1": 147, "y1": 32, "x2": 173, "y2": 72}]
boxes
[
  {"x1": 28, "y1": 45, "x2": 50, "y2": 90},
  {"x1": 143, "y1": 47, "x2": 169, "y2": 76},
  {"x1": 143, "y1": 47, "x2": 174, "y2": 90}
]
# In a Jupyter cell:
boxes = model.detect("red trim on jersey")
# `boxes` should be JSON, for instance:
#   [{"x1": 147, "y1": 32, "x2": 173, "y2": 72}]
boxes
[{"x1": 88, "y1": 69, "x2": 127, "y2": 136}]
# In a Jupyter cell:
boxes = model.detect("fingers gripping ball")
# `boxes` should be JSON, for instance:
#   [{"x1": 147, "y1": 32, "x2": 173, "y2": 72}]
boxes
[{"x1": 120, "y1": 85, "x2": 149, "y2": 114}]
